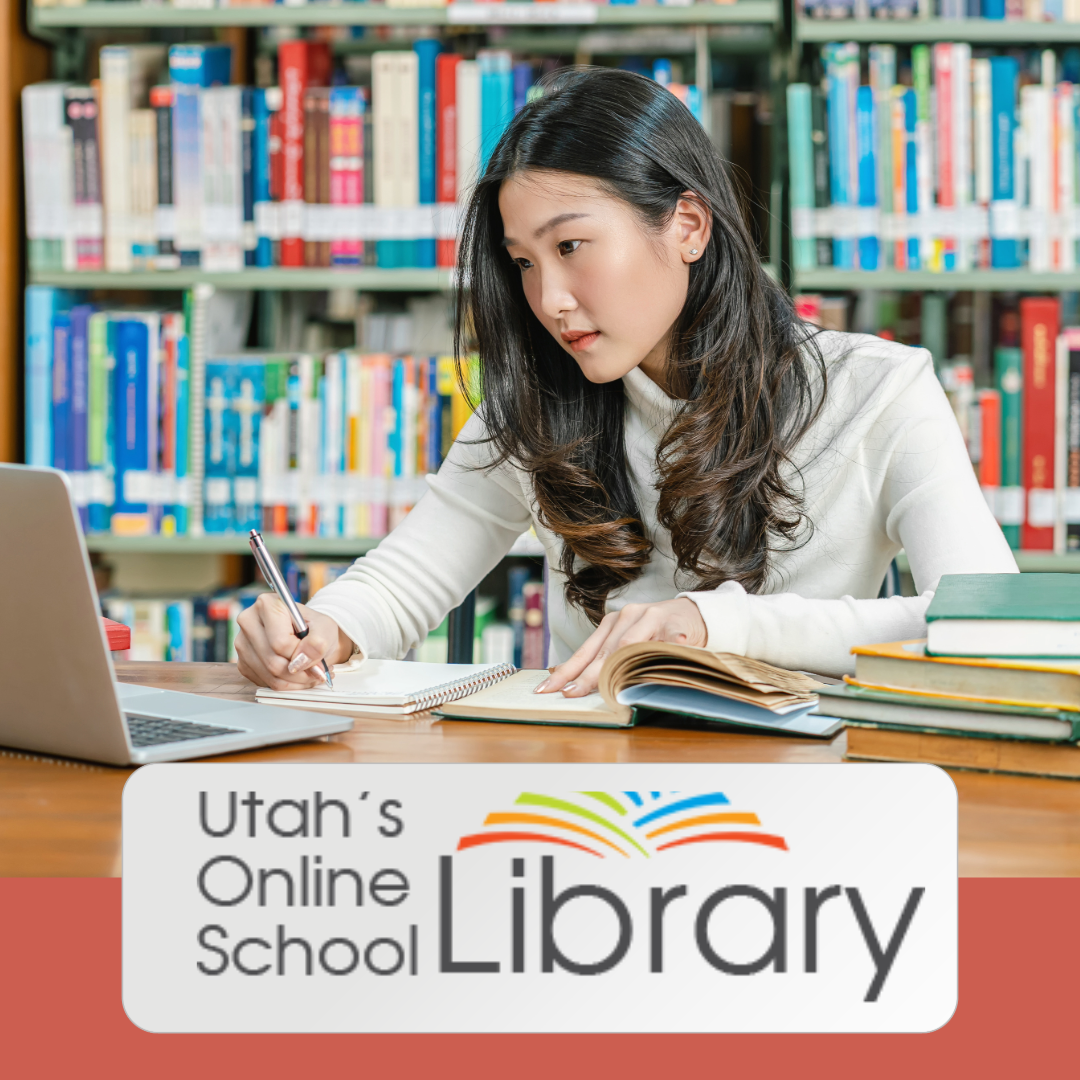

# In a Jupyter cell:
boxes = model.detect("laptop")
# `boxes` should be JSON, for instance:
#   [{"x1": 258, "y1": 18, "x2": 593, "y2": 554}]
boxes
[{"x1": 0, "y1": 464, "x2": 354, "y2": 765}]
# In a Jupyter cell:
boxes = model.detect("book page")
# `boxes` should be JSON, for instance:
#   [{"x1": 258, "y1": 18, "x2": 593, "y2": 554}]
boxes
[{"x1": 439, "y1": 669, "x2": 625, "y2": 724}]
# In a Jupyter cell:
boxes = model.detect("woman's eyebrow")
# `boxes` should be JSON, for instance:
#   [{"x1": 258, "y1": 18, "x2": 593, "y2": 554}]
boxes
[{"x1": 502, "y1": 212, "x2": 591, "y2": 247}]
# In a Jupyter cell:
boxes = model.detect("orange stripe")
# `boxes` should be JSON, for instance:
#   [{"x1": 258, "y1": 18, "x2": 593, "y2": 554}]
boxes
[
  {"x1": 656, "y1": 832, "x2": 788, "y2": 852},
  {"x1": 457, "y1": 831, "x2": 603, "y2": 857},
  {"x1": 645, "y1": 812, "x2": 760, "y2": 840},
  {"x1": 484, "y1": 812, "x2": 630, "y2": 857}
]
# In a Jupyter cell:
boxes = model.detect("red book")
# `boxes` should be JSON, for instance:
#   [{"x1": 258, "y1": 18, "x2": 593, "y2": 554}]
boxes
[
  {"x1": 103, "y1": 617, "x2": 131, "y2": 652},
  {"x1": 277, "y1": 41, "x2": 331, "y2": 267},
  {"x1": 1020, "y1": 296, "x2": 1061, "y2": 550},
  {"x1": 977, "y1": 389, "x2": 1002, "y2": 488},
  {"x1": 436, "y1": 53, "x2": 461, "y2": 269}
]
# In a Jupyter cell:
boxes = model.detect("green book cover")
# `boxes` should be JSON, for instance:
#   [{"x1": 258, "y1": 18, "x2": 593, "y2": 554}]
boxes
[
  {"x1": 926, "y1": 573, "x2": 1080, "y2": 622},
  {"x1": 995, "y1": 345, "x2": 1022, "y2": 549}
]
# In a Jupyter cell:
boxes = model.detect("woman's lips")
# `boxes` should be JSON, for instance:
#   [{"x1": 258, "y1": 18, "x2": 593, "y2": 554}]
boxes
[{"x1": 561, "y1": 330, "x2": 600, "y2": 353}]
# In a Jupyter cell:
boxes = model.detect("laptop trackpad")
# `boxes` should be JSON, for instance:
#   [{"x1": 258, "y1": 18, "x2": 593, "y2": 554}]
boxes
[{"x1": 116, "y1": 684, "x2": 252, "y2": 719}]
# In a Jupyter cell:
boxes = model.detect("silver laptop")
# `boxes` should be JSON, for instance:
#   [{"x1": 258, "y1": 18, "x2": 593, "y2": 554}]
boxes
[{"x1": 0, "y1": 464, "x2": 353, "y2": 765}]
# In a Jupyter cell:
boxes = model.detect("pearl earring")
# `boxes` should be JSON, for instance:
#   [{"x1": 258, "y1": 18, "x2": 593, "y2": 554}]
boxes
[{"x1": 689, "y1": 248, "x2": 698, "y2": 255}]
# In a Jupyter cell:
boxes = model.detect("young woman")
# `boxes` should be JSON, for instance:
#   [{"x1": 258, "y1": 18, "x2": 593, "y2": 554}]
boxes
[{"x1": 236, "y1": 67, "x2": 1016, "y2": 696}]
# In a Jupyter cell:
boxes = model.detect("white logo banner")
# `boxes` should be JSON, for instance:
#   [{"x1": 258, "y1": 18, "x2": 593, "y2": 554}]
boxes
[{"x1": 123, "y1": 763, "x2": 957, "y2": 1034}]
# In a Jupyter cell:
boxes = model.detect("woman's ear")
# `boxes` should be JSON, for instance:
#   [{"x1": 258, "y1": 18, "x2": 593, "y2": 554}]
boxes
[{"x1": 673, "y1": 192, "x2": 712, "y2": 263}]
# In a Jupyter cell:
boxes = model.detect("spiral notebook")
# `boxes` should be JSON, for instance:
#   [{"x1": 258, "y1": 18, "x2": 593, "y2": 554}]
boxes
[{"x1": 255, "y1": 657, "x2": 517, "y2": 716}]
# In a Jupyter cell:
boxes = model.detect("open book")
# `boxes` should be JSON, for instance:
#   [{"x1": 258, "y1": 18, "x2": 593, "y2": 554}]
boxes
[
  {"x1": 439, "y1": 642, "x2": 842, "y2": 739},
  {"x1": 255, "y1": 658, "x2": 516, "y2": 716}
]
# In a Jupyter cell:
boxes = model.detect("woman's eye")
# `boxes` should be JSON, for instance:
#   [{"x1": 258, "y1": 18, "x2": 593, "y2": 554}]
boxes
[
  {"x1": 557, "y1": 240, "x2": 581, "y2": 256},
  {"x1": 512, "y1": 256, "x2": 533, "y2": 270}
]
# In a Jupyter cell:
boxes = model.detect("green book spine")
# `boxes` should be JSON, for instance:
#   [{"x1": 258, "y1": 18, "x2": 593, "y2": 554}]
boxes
[
  {"x1": 786, "y1": 83, "x2": 816, "y2": 272},
  {"x1": 995, "y1": 345, "x2": 1023, "y2": 549}
]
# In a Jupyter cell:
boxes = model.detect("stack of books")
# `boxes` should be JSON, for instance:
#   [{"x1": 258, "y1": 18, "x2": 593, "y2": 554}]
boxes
[
  {"x1": 788, "y1": 43, "x2": 1080, "y2": 273},
  {"x1": 819, "y1": 573, "x2": 1080, "y2": 778}
]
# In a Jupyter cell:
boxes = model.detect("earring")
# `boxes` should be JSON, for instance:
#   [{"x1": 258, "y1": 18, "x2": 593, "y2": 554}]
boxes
[{"x1": 689, "y1": 248, "x2": 698, "y2": 255}]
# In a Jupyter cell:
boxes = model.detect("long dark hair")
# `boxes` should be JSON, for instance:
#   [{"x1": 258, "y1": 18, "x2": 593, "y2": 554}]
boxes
[{"x1": 456, "y1": 67, "x2": 825, "y2": 626}]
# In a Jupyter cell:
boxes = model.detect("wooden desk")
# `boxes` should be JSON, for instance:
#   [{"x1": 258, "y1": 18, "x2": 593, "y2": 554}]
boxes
[{"x1": 2, "y1": 662, "x2": 1079, "y2": 877}]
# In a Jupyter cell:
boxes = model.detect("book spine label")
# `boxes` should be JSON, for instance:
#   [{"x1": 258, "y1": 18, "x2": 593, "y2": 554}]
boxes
[
  {"x1": 241, "y1": 87, "x2": 256, "y2": 267},
  {"x1": 111, "y1": 319, "x2": 152, "y2": 533},
  {"x1": 66, "y1": 88, "x2": 104, "y2": 271},
  {"x1": 151, "y1": 85, "x2": 178, "y2": 270},
  {"x1": 329, "y1": 86, "x2": 363, "y2": 267},
  {"x1": 436, "y1": 53, "x2": 460, "y2": 269},
  {"x1": 279, "y1": 42, "x2": 311, "y2": 268},
  {"x1": 1021, "y1": 297, "x2": 1061, "y2": 549},
  {"x1": 787, "y1": 83, "x2": 816, "y2": 271},
  {"x1": 51, "y1": 313, "x2": 71, "y2": 473},
  {"x1": 416, "y1": 39, "x2": 440, "y2": 270}
]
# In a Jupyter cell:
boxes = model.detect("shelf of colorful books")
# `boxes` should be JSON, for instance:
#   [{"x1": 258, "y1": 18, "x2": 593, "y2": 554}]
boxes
[
  {"x1": 325, "y1": 25, "x2": 774, "y2": 55},
  {"x1": 793, "y1": 269, "x2": 1080, "y2": 292},
  {"x1": 795, "y1": 17, "x2": 1080, "y2": 44},
  {"x1": 28, "y1": 268, "x2": 455, "y2": 292},
  {"x1": 84, "y1": 530, "x2": 547, "y2": 557},
  {"x1": 29, "y1": 1, "x2": 781, "y2": 31},
  {"x1": 896, "y1": 551, "x2": 1080, "y2": 575}
]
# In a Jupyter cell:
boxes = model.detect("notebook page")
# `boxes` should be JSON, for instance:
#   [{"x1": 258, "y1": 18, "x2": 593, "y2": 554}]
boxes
[{"x1": 257, "y1": 658, "x2": 509, "y2": 707}]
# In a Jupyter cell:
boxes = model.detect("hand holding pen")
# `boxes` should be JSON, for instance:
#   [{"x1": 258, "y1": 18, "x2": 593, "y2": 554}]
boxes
[{"x1": 247, "y1": 529, "x2": 335, "y2": 691}]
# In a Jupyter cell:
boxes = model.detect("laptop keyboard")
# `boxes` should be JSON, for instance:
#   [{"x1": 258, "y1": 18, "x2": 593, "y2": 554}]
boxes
[{"x1": 125, "y1": 714, "x2": 245, "y2": 748}]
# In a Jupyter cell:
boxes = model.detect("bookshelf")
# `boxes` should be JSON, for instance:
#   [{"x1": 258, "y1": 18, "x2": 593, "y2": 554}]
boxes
[
  {"x1": 29, "y1": 2, "x2": 782, "y2": 30},
  {"x1": 793, "y1": 270, "x2": 1080, "y2": 292},
  {"x1": 795, "y1": 17, "x2": 1080, "y2": 44},
  {"x1": 18, "y1": 0, "x2": 763, "y2": 635},
  {"x1": 28, "y1": 268, "x2": 453, "y2": 291}
]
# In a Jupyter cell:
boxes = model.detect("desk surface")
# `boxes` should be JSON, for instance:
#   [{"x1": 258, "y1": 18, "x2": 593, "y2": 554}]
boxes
[{"x1": 2, "y1": 662, "x2": 1079, "y2": 877}]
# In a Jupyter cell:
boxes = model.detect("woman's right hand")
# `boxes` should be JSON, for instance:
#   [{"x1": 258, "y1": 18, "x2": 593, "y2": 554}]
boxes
[{"x1": 235, "y1": 593, "x2": 356, "y2": 690}]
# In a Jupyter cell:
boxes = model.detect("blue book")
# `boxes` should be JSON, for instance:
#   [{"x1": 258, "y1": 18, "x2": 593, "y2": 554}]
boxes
[
  {"x1": 170, "y1": 44, "x2": 231, "y2": 266},
  {"x1": 68, "y1": 304, "x2": 95, "y2": 530},
  {"x1": 204, "y1": 360, "x2": 236, "y2": 534},
  {"x1": 903, "y1": 88, "x2": 920, "y2": 270},
  {"x1": 111, "y1": 319, "x2": 153, "y2": 533},
  {"x1": 51, "y1": 312, "x2": 72, "y2": 473},
  {"x1": 241, "y1": 87, "x2": 256, "y2": 267},
  {"x1": 415, "y1": 40, "x2": 440, "y2": 270},
  {"x1": 480, "y1": 51, "x2": 513, "y2": 170},
  {"x1": 983, "y1": 0, "x2": 1004, "y2": 13},
  {"x1": 233, "y1": 359, "x2": 265, "y2": 534},
  {"x1": 856, "y1": 85, "x2": 879, "y2": 272},
  {"x1": 513, "y1": 62, "x2": 533, "y2": 114},
  {"x1": 824, "y1": 44, "x2": 855, "y2": 270},
  {"x1": 252, "y1": 89, "x2": 273, "y2": 268},
  {"x1": 168, "y1": 43, "x2": 231, "y2": 88},
  {"x1": 174, "y1": 333, "x2": 190, "y2": 535},
  {"x1": 990, "y1": 56, "x2": 1019, "y2": 270},
  {"x1": 25, "y1": 287, "x2": 73, "y2": 467}
]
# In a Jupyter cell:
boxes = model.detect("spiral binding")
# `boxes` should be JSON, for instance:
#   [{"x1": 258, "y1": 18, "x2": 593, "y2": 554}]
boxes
[{"x1": 409, "y1": 662, "x2": 517, "y2": 713}]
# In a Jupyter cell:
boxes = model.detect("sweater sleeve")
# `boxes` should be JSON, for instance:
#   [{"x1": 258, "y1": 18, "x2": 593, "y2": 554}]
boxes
[
  {"x1": 680, "y1": 352, "x2": 1019, "y2": 677},
  {"x1": 305, "y1": 412, "x2": 533, "y2": 659}
]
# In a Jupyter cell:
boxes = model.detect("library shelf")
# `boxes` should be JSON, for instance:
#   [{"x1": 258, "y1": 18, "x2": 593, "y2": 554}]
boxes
[
  {"x1": 793, "y1": 269, "x2": 1080, "y2": 292},
  {"x1": 896, "y1": 551, "x2": 1080, "y2": 575},
  {"x1": 28, "y1": 268, "x2": 454, "y2": 291},
  {"x1": 794, "y1": 17, "x2": 1080, "y2": 44},
  {"x1": 30, "y1": 1, "x2": 781, "y2": 30},
  {"x1": 84, "y1": 531, "x2": 548, "y2": 557}
]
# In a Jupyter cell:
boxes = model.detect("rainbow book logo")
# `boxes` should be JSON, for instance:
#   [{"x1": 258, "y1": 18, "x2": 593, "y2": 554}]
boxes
[{"x1": 457, "y1": 790, "x2": 788, "y2": 859}]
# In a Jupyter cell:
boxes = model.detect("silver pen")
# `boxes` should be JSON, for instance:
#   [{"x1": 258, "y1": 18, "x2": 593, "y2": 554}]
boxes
[{"x1": 248, "y1": 529, "x2": 334, "y2": 690}]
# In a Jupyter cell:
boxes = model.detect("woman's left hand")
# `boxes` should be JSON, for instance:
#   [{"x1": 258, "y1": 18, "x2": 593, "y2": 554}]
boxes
[{"x1": 536, "y1": 597, "x2": 707, "y2": 698}]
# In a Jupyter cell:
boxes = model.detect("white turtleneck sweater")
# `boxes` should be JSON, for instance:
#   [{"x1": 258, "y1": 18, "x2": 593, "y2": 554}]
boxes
[{"x1": 307, "y1": 331, "x2": 1019, "y2": 677}]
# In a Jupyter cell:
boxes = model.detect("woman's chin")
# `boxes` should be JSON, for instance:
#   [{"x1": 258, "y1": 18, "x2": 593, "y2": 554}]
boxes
[{"x1": 573, "y1": 353, "x2": 640, "y2": 385}]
